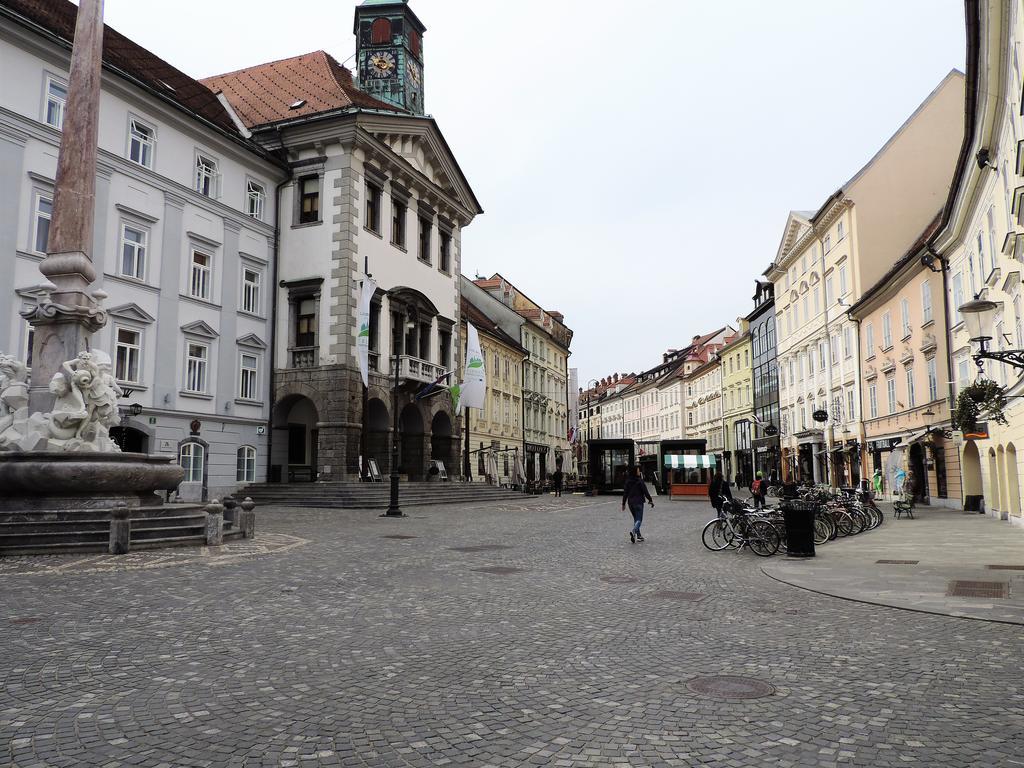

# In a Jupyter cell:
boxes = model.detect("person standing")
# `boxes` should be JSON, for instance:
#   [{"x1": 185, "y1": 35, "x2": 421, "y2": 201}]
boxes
[
  {"x1": 552, "y1": 468, "x2": 564, "y2": 498},
  {"x1": 622, "y1": 466, "x2": 653, "y2": 543},
  {"x1": 708, "y1": 470, "x2": 732, "y2": 519},
  {"x1": 872, "y1": 468, "x2": 883, "y2": 499},
  {"x1": 750, "y1": 471, "x2": 767, "y2": 510}
]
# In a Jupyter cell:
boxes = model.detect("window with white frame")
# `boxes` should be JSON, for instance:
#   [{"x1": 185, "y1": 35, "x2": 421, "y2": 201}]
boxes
[
  {"x1": 952, "y1": 273, "x2": 965, "y2": 323},
  {"x1": 114, "y1": 327, "x2": 142, "y2": 383},
  {"x1": 195, "y1": 153, "x2": 218, "y2": 197},
  {"x1": 837, "y1": 220, "x2": 844, "y2": 240},
  {"x1": 119, "y1": 223, "x2": 147, "y2": 280},
  {"x1": 956, "y1": 356, "x2": 970, "y2": 388},
  {"x1": 239, "y1": 352, "x2": 258, "y2": 400},
  {"x1": 185, "y1": 342, "x2": 208, "y2": 393},
  {"x1": 839, "y1": 265, "x2": 848, "y2": 296},
  {"x1": 843, "y1": 326, "x2": 853, "y2": 359},
  {"x1": 241, "y1": 267, "x2": 261, "y2": 314},
  {"x1": 886, "y1": 375, "x2": 896, "y2": 415},
  {"x1": 869, "y1": 383, "x2": 878, "y2": 418},
  {"x1": 927, "y1": 357, "x2": 938, "y2": 402},
  {"x1": 236, "y1": 445, "x2": 256, "y2": 482},
  {"x1": 1015, "y1": 294, "x2": 1024, "y2": 346},
  {"x1": 189, "y1": 250, "x2": 211, "y2": 300},
  {"x1": 824, "y1": 234, "x2": 832, "y2": 253},
  {"x1": 977, "y1": 232, "x2": 987, "y2": 277},
  {"x1": 180, "y1": 442, "x2": 205, "y2": 483},
  {"x1": 900, "y1": 298, "x2": 911, "y2": 338},
  {"x1": 921, "y1": 280, "x2": 933, "y2": 324},
  {"x1": 882, "y1": 312, "x2": 893, "y2": 348},
  {"x1": 128, "y1": 118, "x2": 155, "y2": 168},
  {"x1": 33, "y1": 192, "x2": 52, "y2": 254},
  {"x1": 846, "y1": 388, "x2": 855, "y2": 420},
  {"x1": 825, "y1": 276, "x2": 833, "y2": 305},
  {"x1": 45, "y1": 77, "x2": 67, "y2": 129},
  {"x1": 905, "y1": 366, "x2": 916, "y2": 408},
  {"x1": 246, "y1": 180, "x2": 265, "y2": 220}
]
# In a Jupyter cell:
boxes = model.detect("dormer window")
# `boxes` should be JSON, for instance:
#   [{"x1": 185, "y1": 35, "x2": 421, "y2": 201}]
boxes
[
  {"x1": 195, "y1": 153, "x2": 218, "y2": 197},
  {"x1": 129, "y1": 118, "x2": 155, "y2": 168}
]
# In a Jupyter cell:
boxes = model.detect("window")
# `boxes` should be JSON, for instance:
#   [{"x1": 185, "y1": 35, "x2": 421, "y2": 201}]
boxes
[
  {"x1": 185, "y1": 342, "x2": 208, "y2": 393},
  {"x1": 886, "y1": 375, "x2": 896, "y2": 415},
  {"x1": 843, "y1": 326, "x2": 853, "y2": 359},
  {"x1": 837, "y1": 220, "x2": 844, "y2": 240},
  {"x1": 365, "y1": 182, "x2": 381, "y2": 233},
  {"x1": 299, "y1": 176, "x2": 320, "y2": 224},
  {"x1": 977, "y1": 232, "x2": 987, "y2": 277},
  {"x1": 869, "y1": 383, "x2": 878, "y2": 418},
  {"x1": 818, "y1": 341, "x2": 826, "y2": 370},
  {"x1": 900, "y1": 299, "x2": 911, "y2": 338},
  {"x1": 927, "y1": 358, "x2": 938, "y2": 402},
  {"x1": 830, "y1": 334, "x2": 838, "y2": 365},
  {"x1": 33, "y1": 192, "x2": 52, "y2": 254},
  {"x1": 952, "y1": 273, "x2": 965, "y2": 323},
  {"x1": 882, "y1": 312, "x2": 893, "y2": 348},
  {"x1": 114, "y1": 327, "x2": 141, "y2": 383},
  {"x1": 45, "y1": 77, "x2": 67, "y2": 129},
  {"x1": 905, "y1": 367, "x2": 916, "y2": 408},
  {"x1": 839, "y1": 265, "x2": 848, "y2": 296},
  {"x1": 236, "y1": 446, "x2": 256, "y2": 483},
  {"x1": 846, "y1": 388, "x2": 855, "y2": 420},
  {"x1": 239, "y1": 352, "x2": 258, "y2": 400},
  {"x1": 128, "y1": 118, "x2": 155, "y2": 168},
  {"x1": 418, "y1": 216, "x2": 432, "y2": 263},
  {"x1": 825, "y1": 276, "x2": 833, "y2": 305},
  {"x1": 119, "y1": 224, "x2": 147, "y2": 280},
  {"x1": 296, "y1": 299, "x2": 316, "y2": 347},
  {"x1": 801, "y1": 254, "x2": 808, "y2": 273},
  {"x1": 189, "y1": 250, "x2": 211, "y2": 300},
  {"x1": 813, "y1": 286, "x2": 820, "y2": 315},
  {"x1": 439, "y1": 228, "x2": 452, "y2": 273},
  {"x1": 921, "y1": 280, "x2": 933, "y2": 324},
  {"x1": 242, "y1": 268, "x2": 261, "y2": 314},
  {"x1": 246, "y1": 180, "x2": 265, "y2": 220},
  {"x1": 1016, "y1": 295, "x2": 1024, "y2": 346},
  {"x1": 195, "y1": 153, "x2": 218, "y2": 197},
  {"x1": 824, "y1": 234, "x2": 832, "y2": 253},
  {"x1": 957, "y1": 356, "x2": 970, "y2": 387},
  {"x1": 802, "y1": 295, "x2": 809, "y2": 323},
  {"x1": 391, "y1": 199, "x2": 406, "y2": 247},
  {"x1": 493, "y1": 353, "x2": 500, "y2": 377},
  {"x1": 180, "y1": 443, "x2": 205, "y2": 483}
]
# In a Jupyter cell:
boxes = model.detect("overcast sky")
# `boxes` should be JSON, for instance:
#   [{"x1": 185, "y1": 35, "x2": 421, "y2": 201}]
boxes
[{"x1": 101, "y1": 0, "x2": 966, "y2": 385}]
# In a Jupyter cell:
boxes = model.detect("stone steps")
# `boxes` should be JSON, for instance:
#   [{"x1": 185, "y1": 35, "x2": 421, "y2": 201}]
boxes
[{"x1": 241, "y1": 482, "x2": 529, "y2": 509}]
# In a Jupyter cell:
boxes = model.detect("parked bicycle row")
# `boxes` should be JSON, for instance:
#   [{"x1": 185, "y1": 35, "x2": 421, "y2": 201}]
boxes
[{"x1": 701, "y1": 486, "x2": 885, "y2": 557}]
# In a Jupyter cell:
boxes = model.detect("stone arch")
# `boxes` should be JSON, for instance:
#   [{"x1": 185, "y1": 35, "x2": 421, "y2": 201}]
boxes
[
  {"x1": 430, "y1": 410, "x2": 458, "y2": 478},
  {"x1": 399, "y1": 403, "x2": 426, "y2": 480},
  {"x1": 962, "y1": 440, "x2": 982, "y2": 498},
  {"x1": 109, "y1": 424, "x2": 150, "y2": 454},
  {"x1": 271, "y1": 393, "x2": 321, "y2": 482},
  {"x1": 1007, "y1": 443, "x2": 1022, "y2": 518},
  {"x1": 365, "y1": 397, "x2": 390, "y2": 476},
  {"x1": 988, "y1": 447, "x2": 1001, "y2": 513}
]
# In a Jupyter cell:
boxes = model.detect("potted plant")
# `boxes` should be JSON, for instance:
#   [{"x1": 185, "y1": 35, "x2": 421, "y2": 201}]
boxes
[{"x1": 952, "y1": 377, "x2": 1008, "y2": 431}]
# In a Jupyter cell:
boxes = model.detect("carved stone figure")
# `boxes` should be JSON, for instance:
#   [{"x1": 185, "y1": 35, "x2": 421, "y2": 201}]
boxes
[{"x1": 0, "y1": 354, "x2": 31, "y2": 449}]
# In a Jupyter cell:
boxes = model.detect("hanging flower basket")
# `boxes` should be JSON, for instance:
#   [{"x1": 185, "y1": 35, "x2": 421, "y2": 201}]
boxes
[{"x1": 952, "y1": 378, "x2": 1008, "y2": 431}]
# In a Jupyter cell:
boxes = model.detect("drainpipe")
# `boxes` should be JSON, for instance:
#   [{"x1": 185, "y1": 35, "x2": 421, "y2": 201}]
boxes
[
  {"x1": 265, "y1": 167, "x2": 292, "y2": 484},
  {"x1": 929, "y1": 244, "x2": 962, "y2": 502}
]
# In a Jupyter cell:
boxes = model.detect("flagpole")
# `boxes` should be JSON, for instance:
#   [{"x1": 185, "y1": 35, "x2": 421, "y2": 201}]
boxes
[{"x1": 464, "y1": 407, "x2": 471, "y2": 481}]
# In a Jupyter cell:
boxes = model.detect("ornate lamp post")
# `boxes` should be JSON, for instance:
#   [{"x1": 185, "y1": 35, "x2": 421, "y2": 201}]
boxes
[
  {"x1": 384, "y1": 308, "x2": 417, "y2": 517},
  {"x1": 959, "y1": 298, "x2": 1024, "y2": 370}
]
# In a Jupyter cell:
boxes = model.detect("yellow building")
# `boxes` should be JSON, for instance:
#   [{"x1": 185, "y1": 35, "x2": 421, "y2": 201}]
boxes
[
  {"x1": 460, "y1": 294, "x2": 526, "y2": 483},
  {"x1": 720, "y1": 324, "x2": 754, "y2": 488},
  {"x1": 930, "y1": 1, "x2": 1024, "y2": 525}
]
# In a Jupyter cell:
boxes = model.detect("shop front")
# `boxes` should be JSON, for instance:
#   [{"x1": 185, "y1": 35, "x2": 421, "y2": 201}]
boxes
[
  {"x1": 525, "y1": 442, "x2": 549, "y2": 484},
  {"x1": 586, "y1": 439, "x2": 634, "y2": 494},
  {"x1": 751, "y1": 435, "x2": 781, "y2": 484},
  {"x1": 636, "y1": 441, "x2": 661, "y2": 485},
  {"x1": 661, "y1": 439, "x2": 711, "y2": 496}
]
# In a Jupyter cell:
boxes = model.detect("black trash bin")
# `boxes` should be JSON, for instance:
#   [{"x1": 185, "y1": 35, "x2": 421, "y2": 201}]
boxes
[{"x1": 780, "y1": 500, "x2": 816, "y2": 558}]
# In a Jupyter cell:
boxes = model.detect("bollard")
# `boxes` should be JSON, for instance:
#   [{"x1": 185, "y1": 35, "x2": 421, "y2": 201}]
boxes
[
  {"x1": 205, "y1": 498, "x2": 224, "y2": 546},
  {"x1": 109, "y1": 501, "x2": 131, "y2": 555},
  {"x1": 239, "y1": 497, "x2": 256, "y2": 539},
  {"x1": 222, "y1": 494, "x2": 238, "y2": 528}
]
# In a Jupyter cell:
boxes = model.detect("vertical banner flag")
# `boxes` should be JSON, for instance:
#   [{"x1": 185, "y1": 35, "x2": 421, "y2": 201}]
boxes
[
  {"x1": 460, "y1": 322, "x2": 486, "y2": 413},
  {"x1": 356, "y1": 277, "x2": 377, "y2": 387}
]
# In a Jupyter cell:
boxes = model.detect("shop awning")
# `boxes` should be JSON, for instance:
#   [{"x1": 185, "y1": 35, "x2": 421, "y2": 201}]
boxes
[{"x1": 664, "y1": 454, "x2": 717, "y2": 469}]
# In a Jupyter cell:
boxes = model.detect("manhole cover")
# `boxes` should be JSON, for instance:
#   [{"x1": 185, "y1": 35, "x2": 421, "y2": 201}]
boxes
[
  {"x1": 876, "y1": 559, "x2": 919, "y2": 565},
  {"x1": 11, "y1": 618, "x2": 41, "y2": 625},
  {"x1": 986, "y1": 564, "x2": 1024, "y2": 571},
  {"x1": 947, "y1": 580, "x2": 1009, "y2": 599},
  {"x1": 449, "y1": 545, "x2": 513, "y2": 553},
  {"x1": 652, "y1": 590, "x2": 706, "y2": 602},
  {"x1": 687, "y1": 675, "x2": 775, "y2": 700},
  {"x1": 381, "y1": 534, "x2": 418, "y2": 540},
  {"x1": 601, "y1": 576, "x2": 638, "y2": 584},
  {"x1": 472, "y1": 566, "x2": 524, "y2": 575}
]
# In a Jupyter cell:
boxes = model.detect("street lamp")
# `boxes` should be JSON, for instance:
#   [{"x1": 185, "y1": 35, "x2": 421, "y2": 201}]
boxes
[
  {"x1": 118, "y1": 402, "x2": 143, "y2": 451},
  {"x1": 384, "y1": 312, "x2": 418, "y2": 518},
  {"x1": 959, "y1": 298, "x2": 1024, "y2": 370},
  {"x1": 921, "y1": 406, "x2": 953, "y2": 440}
]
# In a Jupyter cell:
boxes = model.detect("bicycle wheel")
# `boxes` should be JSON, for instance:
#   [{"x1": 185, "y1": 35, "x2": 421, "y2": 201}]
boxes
[
  {"x1": 835, "y1": 511, "x2": 854, "y2": 537},
  {"x1": 813, "y1": 516, "x2": 831, "y2": 546},
  {"x1": 747, "y1": 520, "x2": 781, "y2": 557},
  {"x1": 702, "y1": 518, "x2": 733, "y2": 551}
]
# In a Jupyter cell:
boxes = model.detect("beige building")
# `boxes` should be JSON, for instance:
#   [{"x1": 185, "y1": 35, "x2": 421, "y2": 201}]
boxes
[
  {"x1": 929, "y1": 0, "x2": 1024, "y2": 525},
  {"x1": 769, "y1": 71, "x2": 965, "y2": 485},
  {"x1": 720, "y1": 324, "x2": 754, "y2": 488},
  {"x1": 460, "y1": 293, "x2": 526, "y2": 483},
  {"x1": 848, "y1": 218, "x2": 960, "y2": 506}
]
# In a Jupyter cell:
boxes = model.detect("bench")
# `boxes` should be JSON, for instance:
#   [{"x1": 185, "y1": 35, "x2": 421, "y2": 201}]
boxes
[
  {"x1": 893, "y1": 498, "x2": 915, "y2": 519},
  {"x1": 288, "y1": 465, "x2": 315, "y2": 483}
]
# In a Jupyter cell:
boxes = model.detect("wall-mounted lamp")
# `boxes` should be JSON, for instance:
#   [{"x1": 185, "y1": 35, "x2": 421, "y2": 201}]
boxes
[
  {"x1": 919, "y1": 247, "x2": 947, "y2": 274},
  {"x1": 976, "y1": 148, "x2": 997, "y2": 171}
]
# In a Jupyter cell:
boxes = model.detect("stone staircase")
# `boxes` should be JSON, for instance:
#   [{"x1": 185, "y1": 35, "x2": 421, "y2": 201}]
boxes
[
  {"x1": 0, "y1": 505, "x2": 244, "y2": 556},
  {"x1": 240, "y1": 481, "x2": 530, "y2": 510}
]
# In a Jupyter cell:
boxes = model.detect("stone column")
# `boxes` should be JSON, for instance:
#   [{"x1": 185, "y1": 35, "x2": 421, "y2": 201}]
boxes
[
  {"x1": 205, "y1": 498, "x2": 224, "y2": 546},
  {"x1": 238, "y1": 497, "x2": 256, "y2": 538},
  {"x1": 24, "y1": 0, "x2": 107, "y2": 412},
  {"x1": 108, "y1": 501, "x2": 130, "y2": 555}
]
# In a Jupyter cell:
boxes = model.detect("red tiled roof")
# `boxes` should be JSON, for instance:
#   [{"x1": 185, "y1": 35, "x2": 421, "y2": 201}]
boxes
[
  {"x1": 1, "y1": 0, "x2": 239, "y2": 134},
  {"x1": 201, "y1": 51, "x2": 403, "y2": 129}
]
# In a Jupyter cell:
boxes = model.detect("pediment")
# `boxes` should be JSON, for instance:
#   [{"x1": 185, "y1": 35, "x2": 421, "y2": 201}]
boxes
[
  {"x1": 899, "y1": 345, "x2": 914, "y2": 365},
  {"x1": 808, "y1": 272, "x2": 820, "y2": 285},
  {"x1": 881, "y1": 356, "x2": 896, "y2": 374},
  {"x1": 108, "y1": 302, "x2": 156, "y2": 324},
  {"x1": 237, "y1": 333, "x2": 267, "y2": 349},
  {"x1": 919, "y1": 333, "x2": 937, "y2": 354},
  {"x1": 799, "y1": 281, "x2": 809, "y2": 294},
  {"x1": 181, "y1": 320, "x2": 219, "y2": 339},
  {"x1": 775, "y1": 211, "x2": 812, "y2": 263}
]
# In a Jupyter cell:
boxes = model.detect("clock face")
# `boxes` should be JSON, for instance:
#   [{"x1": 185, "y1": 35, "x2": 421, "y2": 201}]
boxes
[
  {"x1": 406, "y1": 58, "x2": 421, "y2": 86},
  {"x1": 368, "y1": 50, "x2": 397, "y2": 78}
]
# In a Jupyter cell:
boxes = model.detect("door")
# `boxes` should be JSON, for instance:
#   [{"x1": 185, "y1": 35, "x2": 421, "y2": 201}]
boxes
[{"x1": 288, "y1": 424, "x2": 306, "y2": 465}]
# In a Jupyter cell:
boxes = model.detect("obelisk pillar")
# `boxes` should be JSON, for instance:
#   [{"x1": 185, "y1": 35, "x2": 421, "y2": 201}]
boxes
[{"x1": 24, "y1": 0, "x2": 107, "y2": 412}]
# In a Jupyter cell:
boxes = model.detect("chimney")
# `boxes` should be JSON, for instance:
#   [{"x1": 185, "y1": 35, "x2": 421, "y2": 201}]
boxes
[{"x1": 613, "y1": 373, "x2": 619, "y2": 382}]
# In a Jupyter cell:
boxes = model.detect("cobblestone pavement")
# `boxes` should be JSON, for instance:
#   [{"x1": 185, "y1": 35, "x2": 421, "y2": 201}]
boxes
[{"x1": 2, "y1": 496, "x2": 1022, "y2": 767}]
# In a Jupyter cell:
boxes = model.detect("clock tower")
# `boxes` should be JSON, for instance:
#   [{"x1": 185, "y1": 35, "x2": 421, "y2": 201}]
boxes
[{"x1": 354, "y1": 0, "x2": 426, "y2": 115}]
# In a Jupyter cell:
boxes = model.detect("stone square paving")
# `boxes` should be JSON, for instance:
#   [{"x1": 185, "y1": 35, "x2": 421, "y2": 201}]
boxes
[{"x1": 1, "y1": 495, "x2": 1023, "y2": 767}]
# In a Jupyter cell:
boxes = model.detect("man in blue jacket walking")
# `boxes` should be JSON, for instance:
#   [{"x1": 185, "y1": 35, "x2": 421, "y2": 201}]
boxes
[{"x1": 622, "y1": 466, "x2": 654, "y2": 543}]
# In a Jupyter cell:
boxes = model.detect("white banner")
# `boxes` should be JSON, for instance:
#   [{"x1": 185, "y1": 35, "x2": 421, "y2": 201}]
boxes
[
  {"x1": 460, "y1": 322, "x2": 486, "y2": 412},
  {"x1": 356, "y1": 277, "x2": 377, "y2": 387}
]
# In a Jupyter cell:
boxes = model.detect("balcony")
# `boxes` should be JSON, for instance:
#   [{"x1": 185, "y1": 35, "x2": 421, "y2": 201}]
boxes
[
  {"x1": 392, "y1": 355, "x2": 447, "y2": 385},
  {"x1": 290, "y1": 346, "x2": 318, "y2": 368}
]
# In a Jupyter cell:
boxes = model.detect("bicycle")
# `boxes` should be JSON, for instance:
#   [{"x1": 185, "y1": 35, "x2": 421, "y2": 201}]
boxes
[{"x1": 701, "y1": 499, "x2": 781, "y2": 557}]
